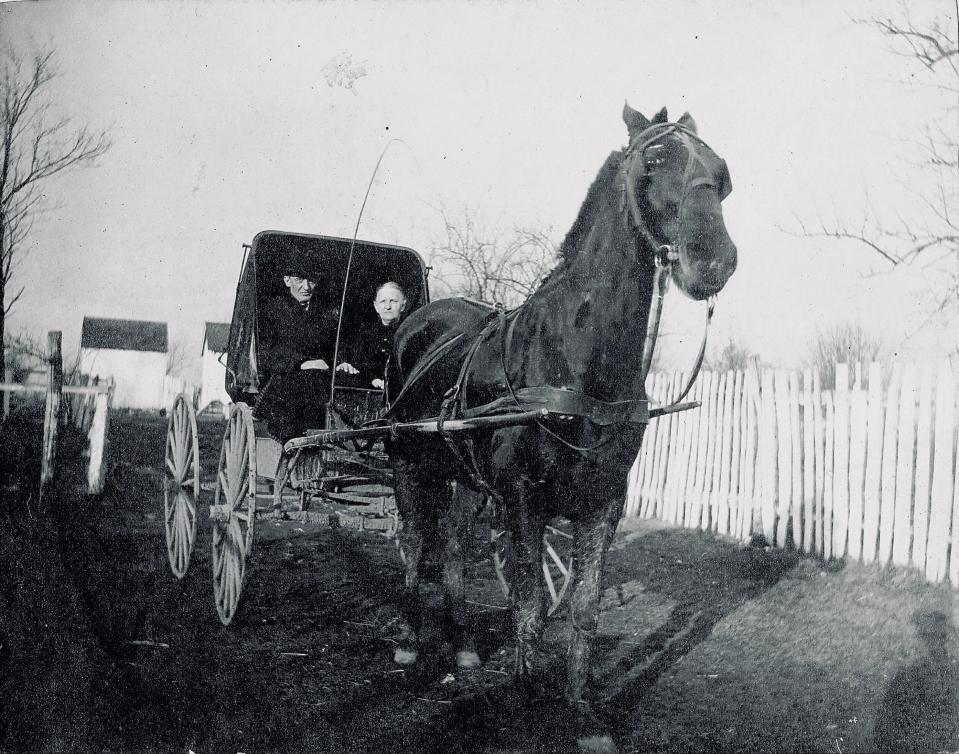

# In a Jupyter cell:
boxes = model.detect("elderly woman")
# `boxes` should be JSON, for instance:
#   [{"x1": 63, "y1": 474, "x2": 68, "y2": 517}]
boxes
[{"x1": 349, "y1": 281, "x2": 408, "y2": 389}]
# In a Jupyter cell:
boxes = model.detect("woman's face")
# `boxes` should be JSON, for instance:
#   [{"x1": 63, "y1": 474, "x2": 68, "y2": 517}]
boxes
[{"x1": 373, "y1": 285, "x2": 407, "y2": 324}]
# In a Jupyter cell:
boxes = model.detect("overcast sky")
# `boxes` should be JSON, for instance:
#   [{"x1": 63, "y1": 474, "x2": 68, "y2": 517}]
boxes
[{"x1": 2, "y1": 0, "x2": 957, "y2": 378}]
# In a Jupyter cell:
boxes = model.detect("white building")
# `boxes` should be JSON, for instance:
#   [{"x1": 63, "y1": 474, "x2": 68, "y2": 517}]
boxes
[
  {"x1": 80, "y1": 317, "x2": 168, "y2": 410},
  {"x1": 200, "y1": 321, "x2": 232, "y2": 415}
]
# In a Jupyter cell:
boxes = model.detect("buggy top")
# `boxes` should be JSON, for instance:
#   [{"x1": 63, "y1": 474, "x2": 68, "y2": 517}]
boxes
[{"x1": 224, "y1": 230, "x2": 430, "y2": 406}]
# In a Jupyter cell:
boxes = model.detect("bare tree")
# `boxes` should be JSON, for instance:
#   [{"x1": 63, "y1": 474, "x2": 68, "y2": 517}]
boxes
[
  {"x1": 805, "y1": 323, "x2": 883, "y2": 390},
  {"x1": 797, "y1": 10, "x2": 958, "y2": 300},
  {"x1": 428, "y1": 209, "x2": 559, "y2": 308},
  {"x1": 1, "y1": 48, "x2": 111, "y2": 380},
  {"x1": 706, "y1": 335, "x2": 762, "y2": 373}
]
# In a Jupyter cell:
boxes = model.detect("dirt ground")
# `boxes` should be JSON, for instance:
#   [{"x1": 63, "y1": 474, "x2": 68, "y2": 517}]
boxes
[{"x1": 1, "y1": 411, "x2": 958, "y2": 754}]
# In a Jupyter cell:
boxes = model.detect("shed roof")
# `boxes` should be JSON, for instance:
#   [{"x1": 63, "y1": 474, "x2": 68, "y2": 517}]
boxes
[
  {"x1": 81, "y1": 317, "x2": 168, "y2": 353},
  {"x1": 204, "y1": 322, "x2": 231, "y2": 354}
]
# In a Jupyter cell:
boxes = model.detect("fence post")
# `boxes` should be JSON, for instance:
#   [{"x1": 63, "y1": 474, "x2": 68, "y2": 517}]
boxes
[
  {"x1": 87, "y1": 379, "x2": 113, "y2": 495},
  {"x1": 39, "y1": 331, "x2": 63, "y2": 503},
  {"x1": 892, "y1": 364, "x2": 917, "y2": 567},
  {"x1": 927, "y1": 362, "x2": 954, "y2": 582}
]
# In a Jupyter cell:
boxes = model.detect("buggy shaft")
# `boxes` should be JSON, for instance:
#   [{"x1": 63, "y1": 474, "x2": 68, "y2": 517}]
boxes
[{"x1": 283, "y1": 408, "x2": 550, "y2": 453}]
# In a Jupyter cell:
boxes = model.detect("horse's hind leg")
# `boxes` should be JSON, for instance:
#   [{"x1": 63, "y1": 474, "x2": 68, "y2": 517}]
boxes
[{"x1": 443, "y1": 484, "x2": 483, "y2": 668}]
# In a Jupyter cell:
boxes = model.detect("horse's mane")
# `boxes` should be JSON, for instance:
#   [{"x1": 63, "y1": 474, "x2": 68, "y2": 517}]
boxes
[{"x1": 537, "y1": 151, "x2": 626, "y2": 290}]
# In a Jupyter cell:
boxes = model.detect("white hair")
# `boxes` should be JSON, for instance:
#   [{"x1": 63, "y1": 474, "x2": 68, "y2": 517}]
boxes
[{"x1": 375, "y1": 281, "x2": 406, "y2": 299}]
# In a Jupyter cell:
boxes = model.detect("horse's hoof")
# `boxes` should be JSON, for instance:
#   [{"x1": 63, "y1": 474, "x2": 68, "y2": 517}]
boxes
[
  {"x1": 455, "y1": 649, "x2": 481, "y2": 669},
  {"x1": 393, "y1": 647, "x2": 419, "y2": 665},
  {"x1": 577, "y1": 734, "x2": 618, "y2": 754}
]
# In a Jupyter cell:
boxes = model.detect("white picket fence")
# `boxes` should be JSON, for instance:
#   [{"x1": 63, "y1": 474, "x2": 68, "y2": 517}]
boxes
[{"x1": 624, "y1": 362, "x2": 959, "y2": 586}]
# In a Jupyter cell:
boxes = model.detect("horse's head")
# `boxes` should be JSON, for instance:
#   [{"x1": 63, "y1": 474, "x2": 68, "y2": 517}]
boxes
[{"x1": 621, "y1": 103, "x2": 737, "y2": 301}]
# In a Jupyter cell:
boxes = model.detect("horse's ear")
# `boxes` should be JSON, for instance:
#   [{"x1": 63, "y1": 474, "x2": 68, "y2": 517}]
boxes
[
  {"x1": 622, "y1": 101, "x2": 650, "y2": 142},
  {"x1": 677, "y1": 112, "x2": 698, "y2": 133},
  {"x1": 651, "y1": 107, "x2": 668, "y2": 124}
]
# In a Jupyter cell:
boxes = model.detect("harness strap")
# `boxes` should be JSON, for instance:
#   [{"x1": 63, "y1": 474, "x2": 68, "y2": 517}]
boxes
[
  {"x1": 382, "y1": 307, "x2": 505, "y2": 420},
  {"x1": 459, "y1": 387, "x2": 649, "y2": 426}
]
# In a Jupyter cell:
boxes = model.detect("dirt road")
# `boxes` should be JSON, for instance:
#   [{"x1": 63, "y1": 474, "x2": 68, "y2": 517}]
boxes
[{"x1": 0, "y1": 412, "x2": 955, "y2": 753}]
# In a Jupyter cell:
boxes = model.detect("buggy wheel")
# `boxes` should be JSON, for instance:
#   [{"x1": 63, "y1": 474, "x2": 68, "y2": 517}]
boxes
[
  {"x1": 163, "y1": 394, "x2": 199, "y2": 579},
  {"x1": 211, "y1": 402, "x2": 256, "y2": 626},
  {"x1": 491, "y1": 521, "x2": 573, "y2": 617}
]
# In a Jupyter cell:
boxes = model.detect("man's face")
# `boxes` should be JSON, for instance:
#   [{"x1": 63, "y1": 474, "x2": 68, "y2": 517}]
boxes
[
  {"x1": 284, "y1": 275, "x2": 317, "y2": 304},
  {"x1": 373, "y1": 286, "x2": 407, "y2": 324}
]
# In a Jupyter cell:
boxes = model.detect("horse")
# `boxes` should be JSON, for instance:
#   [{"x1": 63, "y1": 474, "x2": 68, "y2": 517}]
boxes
[{"x1": 384, "y1": 103, "x2": 737, "y2": 751}]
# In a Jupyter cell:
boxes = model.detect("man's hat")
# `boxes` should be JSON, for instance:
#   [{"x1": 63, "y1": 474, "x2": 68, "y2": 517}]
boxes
[{"x1": 282, "y1": 257, "x2": 317, "y2": 280}]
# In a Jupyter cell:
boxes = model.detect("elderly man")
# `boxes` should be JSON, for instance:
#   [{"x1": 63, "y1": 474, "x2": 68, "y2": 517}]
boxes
[{"x1": 254, "y1": 264, "x2": 355, "y2": 441}]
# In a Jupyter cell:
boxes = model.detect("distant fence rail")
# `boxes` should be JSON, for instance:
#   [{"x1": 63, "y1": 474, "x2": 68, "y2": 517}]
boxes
[
  {"x1": 1, "y1": 331, "x2": 113, "y2": 496},
  {"x1": 625, "y1": 362, "x2": 959, "y2": 587}
]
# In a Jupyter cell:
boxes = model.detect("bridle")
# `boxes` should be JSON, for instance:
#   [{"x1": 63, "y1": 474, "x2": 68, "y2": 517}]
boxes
[{"x1": 621, "y1": 122, "x2": 728, "y2": 409}]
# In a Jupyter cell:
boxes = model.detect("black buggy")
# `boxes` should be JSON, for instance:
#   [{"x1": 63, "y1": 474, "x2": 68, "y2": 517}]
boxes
[{"x1": 162, "y1": 230, "x2": 573, "y2": 626}]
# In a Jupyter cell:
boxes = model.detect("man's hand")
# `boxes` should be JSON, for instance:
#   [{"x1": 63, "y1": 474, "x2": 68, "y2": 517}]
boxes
[
  {"x1": 336, "y1": 362, "x2": 359, "y2": 375},
  {"x1": 301, "y1": 359, "x2": 330, "y2": 370},
  {"x1": 371, "y1": 378, "x2": 385, "y2": 389}
]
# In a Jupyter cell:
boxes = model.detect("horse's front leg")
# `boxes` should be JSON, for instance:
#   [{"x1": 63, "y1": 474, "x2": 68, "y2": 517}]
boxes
[
  {"x1": 442, "y1": 483, "x2": 483, "y2": 669},
  {"x1": 566, "y1": 497, "x2": 624, "y2": 752},
  {"x1": 390, "y1": 456, "x2": 434, "y2": 666},
  {"x1": 507, "y1": 497, "x2": 547, "y2": 678}
]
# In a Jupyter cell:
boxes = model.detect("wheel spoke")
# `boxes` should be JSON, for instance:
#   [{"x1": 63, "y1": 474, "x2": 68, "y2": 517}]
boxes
[
  {"x1": 544, "y1": 539, "x2": 569, "y2": 576},
  {"x1": 233, "y1": 475, "x2": 249, "y2": 510},
  {"x1": 543, "y1": 559, "x2": 559, "y2": 604}
]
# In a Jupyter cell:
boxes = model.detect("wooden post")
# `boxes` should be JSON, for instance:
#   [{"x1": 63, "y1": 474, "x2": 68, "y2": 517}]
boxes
[
  {"x1": 812, "y1": 372, "x2": 825, "y2": 556},
  {"x1": 86, "y1": 380, "x2": 113, "y2": 495},
  {"x1": 862, "y1": 363, "x2": 883, "y2": 564},
  {"x1": 802, "y1": 370, "x2": 815, "y2": 553},
  {"x1": 878, "y1": 363, "x2": 903, "y2": 565},
  {"x1": 674, "y1": 375, "x2": 696, "y2": 526},
  {"x1": 665, "y1": 372, "x2": 687, "y2": 525},
  {"x1": 682, "y1": 377, "x2": 704, "y2": 526},
  {"x1": 833, "y1": 363, "x2": 850, "y2": 559},
  {"x1": 40, "y1": 331, "x2": 63, "y2": 502},
  {"x1": 728, "y1": 370, "x2": 744, "y2": 538},
  {"x1": 690, "y1": 371, "x2": 713, "y2": 529},
  {"x1": 705, "y1": 371, "x2": 724, "y2": 531},
  {"x1": 716, "y1": 371, "x2": 734, "y2": 534},
  {"x1": 739, "y1": 369, "x2": 759, "y2": 541},
  {"x1": 892, "y1": 364, "x2": 917, "y2": 567},
  {"x1": 774, "y1": 370, "x2": 792, "y2": 548},
  {"x1": 789, "y1": 371, "x2": 802, "y2": 549},
  {"x1": 823, "y1": 391, "x2": 835, "y2": 560},
  {"x1": 847, "y1": 387, "x2": 867, "y2": 562},
  {"x1": 760, "y1": 369, "x2": 777, "y2": 543},
  {"x1": 927, "y1": 362, "x2": 954, "y2": 582},
  {"x1": 911, "y1": 364, "x2": 932, "y2": 572}
]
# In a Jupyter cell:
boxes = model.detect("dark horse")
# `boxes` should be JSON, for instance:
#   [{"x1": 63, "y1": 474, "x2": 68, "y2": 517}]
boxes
[{"x1": 385, "y1": 104, "x2": 737, "y2": 751}]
